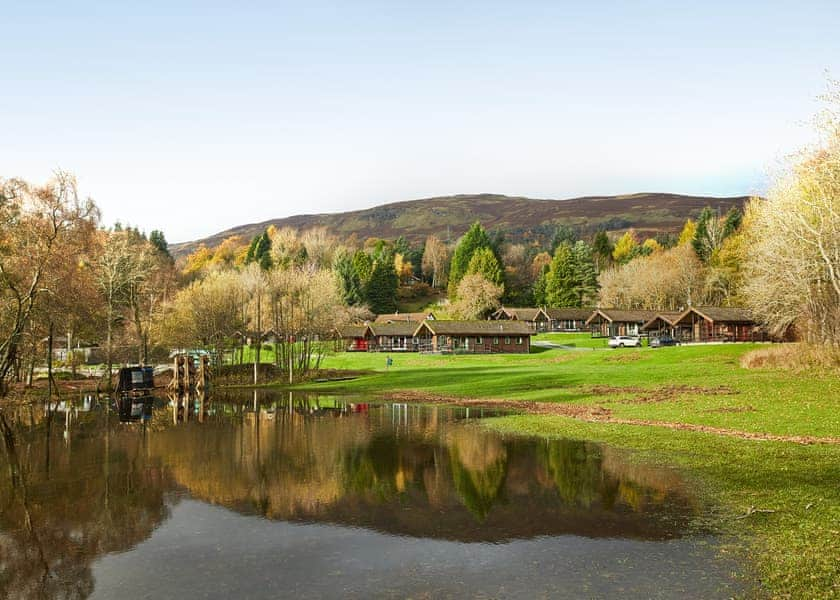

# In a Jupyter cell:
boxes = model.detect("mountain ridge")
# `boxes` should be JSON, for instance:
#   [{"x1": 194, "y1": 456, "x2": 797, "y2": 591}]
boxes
[{"x1": 171, "y1": 192, "x2": 754, "y2": 257}]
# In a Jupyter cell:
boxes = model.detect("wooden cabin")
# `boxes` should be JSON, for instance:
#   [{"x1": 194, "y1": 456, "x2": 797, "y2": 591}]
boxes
[
  {"x1": 374, "y1": 311, "x2": 435, "y2": 323},
  {"x1": 585, "y1": 309, "x2": 658, "y2": 337},
  {"x1": 543, "y1": 308, "x2": 593, "y2": 332},
  {"x1": 490, "y1": 307, "x2": 550, "y2": 332},
  {"x1": 368, "y1": 321, "x2": 419, "y2": 352},
  {"x1": 413, "y1": 320, "x2": 533, "y2": 354},
  {"x1": 671, "y1": 306, "x2": 766, "y2": 342},
  {"x1": 337, "y1": 324, "x2": 374, "y2": 352},
  {"x1": 641, "y1": 312, "x2": 688, "y2": 339}
]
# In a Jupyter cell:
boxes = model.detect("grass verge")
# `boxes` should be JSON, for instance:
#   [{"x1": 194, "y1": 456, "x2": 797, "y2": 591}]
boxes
[{"x1": 299, "y1": 343, "x2": 840, "y2": 598}]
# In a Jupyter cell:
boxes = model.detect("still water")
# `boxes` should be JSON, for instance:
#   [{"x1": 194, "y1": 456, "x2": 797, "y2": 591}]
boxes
[{"x1": 0, "y1": 390, "x2": 745, "y2": 599}]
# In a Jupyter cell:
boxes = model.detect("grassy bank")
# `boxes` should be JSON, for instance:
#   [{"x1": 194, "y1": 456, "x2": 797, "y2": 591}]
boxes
[{"x1": 301, "y1": 344, "x2": 839, "y2": 598}]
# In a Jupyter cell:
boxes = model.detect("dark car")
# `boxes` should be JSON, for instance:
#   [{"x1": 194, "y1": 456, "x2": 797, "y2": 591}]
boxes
[{"x1": 649, "y1": 335, "x2": 681, "y2": 347}]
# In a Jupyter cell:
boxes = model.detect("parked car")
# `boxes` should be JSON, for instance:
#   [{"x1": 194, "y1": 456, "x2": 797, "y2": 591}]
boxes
[
  {"x1": 650, "y1": 335, "x2": 681, "y2": 348},
  {"x1": 608, "y1": 335, "x2": 641, "y2": 348}
]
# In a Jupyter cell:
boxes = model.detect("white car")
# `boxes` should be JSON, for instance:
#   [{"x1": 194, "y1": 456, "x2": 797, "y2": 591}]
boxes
[{"x1": 608, "y1": 335, "x2": 641, "y2": 348}]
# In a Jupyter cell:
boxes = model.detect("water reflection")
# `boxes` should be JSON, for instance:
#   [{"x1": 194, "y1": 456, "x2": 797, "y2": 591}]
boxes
[{"x1": 0, "y1": 391, "x2": 725, "y2": 598}]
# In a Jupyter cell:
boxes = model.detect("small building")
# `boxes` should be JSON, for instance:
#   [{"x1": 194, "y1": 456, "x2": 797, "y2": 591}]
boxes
[
  {"x1": 490, "y1": 307, "x2": 550, "y2": 332},
  {"x1": 671, "y1": 306, "x2": 766, "y2": 342},
  {"x1": 337, "y1": 324, "x2": 374, "y2": 352},
  {"x1": 585, "y1": 309, "x2": 658, "y2": 337},
  {"x1": 368, "y1": 321, "x2": 419, "y2": 352},
  {"x1": 543, "y1": 308, "x2": 594, "y2": 332},
  {"x1": 641, "y1": 312, "x2": 687, "y2": 339},
  {"x1": 374, "y1": 311, "x2": 435, "y2": 323},
  {"x1": 413, "y1": 320, "x2": 533, "y2": 354}
]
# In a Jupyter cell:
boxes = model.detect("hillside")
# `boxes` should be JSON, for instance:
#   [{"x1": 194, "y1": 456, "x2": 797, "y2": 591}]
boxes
[{"x1": 171, "y1": 192, "x2": 753, "y2": 257}]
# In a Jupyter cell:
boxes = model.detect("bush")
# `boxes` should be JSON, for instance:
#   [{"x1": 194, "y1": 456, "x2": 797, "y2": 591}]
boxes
[{"x1": 740, "y1": 344, "x2": 840, "y2": 371}]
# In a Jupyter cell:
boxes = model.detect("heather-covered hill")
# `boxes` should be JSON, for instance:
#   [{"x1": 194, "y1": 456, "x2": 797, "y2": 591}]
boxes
[{"x1": 171, "y1": 192, "x2": 752, "y2": 257}]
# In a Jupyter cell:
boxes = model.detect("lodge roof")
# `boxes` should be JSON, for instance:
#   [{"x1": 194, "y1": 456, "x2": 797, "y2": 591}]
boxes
[
  {"x1": 641, "y1": 312, "x2": 685, "y2": 329},
  {"x1": 374, "y1": 312, "x2": 435, "y2": 323},
  {"x1": 415, "y1": 320, "x2": 534, "y2": 336},
  {"x1": 585, "y1": 309, "x2": 658, "y2": 325},
  {"x1": 369, "y1": 321, "x2": 419, "y2": 336},
  {"x1": 674, "y1": 306, "x2": 756, "y2": 324},
  {"x1": 543, "y1": 307, "x2": 594, "y2": 320},
  {"x1": 492, "y1": 307, "x2": 546, "y2": 321},
  {"x1": 337, "y1": 325, "x2": 370, "y2": 338}
]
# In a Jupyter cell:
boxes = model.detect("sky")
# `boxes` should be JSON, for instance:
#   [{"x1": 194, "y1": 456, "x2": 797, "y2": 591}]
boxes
[{"x1": 2, "y1": 1, "x2": 839, "y2": 243}]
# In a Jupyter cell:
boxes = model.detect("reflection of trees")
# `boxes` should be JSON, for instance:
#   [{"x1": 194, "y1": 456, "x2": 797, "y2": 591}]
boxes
[
  {"x1": 0, "y1": 395, "x2": 702, "y2": 597},
  {"x1": 446, "y1": 428, "x2": 508, "y2": 520},
  {"x1": 537, "y1": 439, "x2": 617, "y2": 508},
  {"x1": 0, "y1": 411, "x2": 173, "y2": 599}
]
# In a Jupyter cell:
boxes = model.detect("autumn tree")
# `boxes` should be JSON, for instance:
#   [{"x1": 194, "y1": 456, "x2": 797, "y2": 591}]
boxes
[
  {"x1": 450, "y1": 274, "x2": 503, "y2": 319},
  {"x1": 743, "y1": 85, "x2": 840, "y2": 349},
  {"x1": 421, "y1": 235, "x2": 449, "y2": 289},
  {"x1": 611, "y1": 231, "x2": 639, "y2": 264},
  {"x1": 0, "y1": 173, "x2": 98, "y2": 396}
]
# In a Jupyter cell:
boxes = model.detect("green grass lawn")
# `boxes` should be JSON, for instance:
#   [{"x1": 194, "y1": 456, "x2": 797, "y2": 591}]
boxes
[
  {"x1": 297, "y1": 344, "x2": 840, "y2": 598},
  {"x1": 532, "y1": 331, "x2": 611, "y2": 348}
]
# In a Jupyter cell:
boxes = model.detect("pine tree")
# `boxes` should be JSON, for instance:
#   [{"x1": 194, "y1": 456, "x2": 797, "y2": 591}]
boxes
[
  {"x1": 335, "y1": 252, "x2": 363, "y2": 306},
  {"x1": 448, "y1": 222, "x2": 491, "y2": 298},
  {"x1": 352, "y1": 250, "x2": 373, "y2": 284},
  {"x1": 544, "y1": 243, "x2": 578, "y2": 307},
  {"x1": 149, "y1": 230, "x2": 171, "y2": 259},
  {"x1": 245, "y1": 231, "x2": 273, "y2": 270},
  {"x1": 592, "y1": 230, "x2": 613, "y2": 270},
  {"x1": 571, "y1": 241, "x2": 598, "y2": 306},
  {"x1": 365, "y1": 252, "x2": 398, "y2": 314},
  {"x1": 532, "y1": 263, "x2": 550, "y2": 306},
  {"x1": 465, "y1": 247, "x2": 504, "y2": 287}
]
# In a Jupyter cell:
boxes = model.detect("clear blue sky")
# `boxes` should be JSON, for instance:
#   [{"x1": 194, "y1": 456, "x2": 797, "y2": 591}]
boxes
[{"x1": 2, "y1": 1, "x2": 838, "y2": 242}]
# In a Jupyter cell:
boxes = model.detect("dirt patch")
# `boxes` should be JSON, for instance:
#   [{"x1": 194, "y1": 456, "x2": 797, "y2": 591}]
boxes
[
  {"x1": 582, "y1": 384, "x2": 738, "y2": 404},
  {"x1": 604, "y1": 353, "x2": 643, "y2": 363},
  {"x1": 381, "y1": 390, "x2": 840, "y2": 446}
]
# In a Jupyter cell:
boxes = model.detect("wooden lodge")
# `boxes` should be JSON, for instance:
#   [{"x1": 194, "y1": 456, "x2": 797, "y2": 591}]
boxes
[
  {"x1": 490, "y1": 307, "x2": 550, "y2": 332},
  {"x1": 586, "y1": 309, "x2": 658, "y2": 337},
  {"x1": 337, "y1": 324, "x2": 373, "y2": 352},
  {"x1": 641, "y1": 312, "x2": 687, "y2": 339},
  {"x1": 369, "y1": 321, "x2": 419, "y2": 351},
  {"x1": 413, "y1": 320, "x2": 533, "y2": 354},
  {"x1": 543, "y1": 308, "x2": 593, "y2": 332},
  {"x1": 670, "y1": 306, "x2": 768, "y2": 342}
]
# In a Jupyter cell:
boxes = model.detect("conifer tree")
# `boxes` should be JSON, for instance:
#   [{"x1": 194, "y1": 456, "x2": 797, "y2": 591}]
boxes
[
  {"x1": 365, "y1": 252, "x2": 398, "y2": 314},
  {"x1": 448, "y1": 221, "x2": 491, "y2": 298},
  {"x1": 245, "y1": 230, "x2": 273, "y2": 270},
  {"x1": 465, "y1": 247, "x2": 504, "y2": 287},
  {"x1": 571, "y1": 241, "x2": 598, "y2": 306},
  {"x1": 544, "y1": 242, "x2": 578, "y2": 307},
  {"x1": 335, "y1": 252, "x2": 363, "y2": 306}
]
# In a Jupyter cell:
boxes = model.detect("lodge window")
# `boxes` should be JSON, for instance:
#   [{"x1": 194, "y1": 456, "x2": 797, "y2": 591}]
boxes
[
  {"x1": 517, "y1": 337, "x2": 523, "y2": 344},
  {"x1": 440, "y1": 336, "x2": 447, "y2": 345},
  {"x1": 476, "y1": 337, "x2": 483, "y2": 344},
  {"x1": 493, "y1": 337, "x2": 499, "y2": 344},
  {"x1": 505, "y1": 336, "x2": 511, "y2": 344}
]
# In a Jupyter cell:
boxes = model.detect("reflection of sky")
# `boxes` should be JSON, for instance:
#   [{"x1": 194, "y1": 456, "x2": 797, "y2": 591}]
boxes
[{"x1": 91, "y1": 499, "x2": 742, "y2": 599}]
